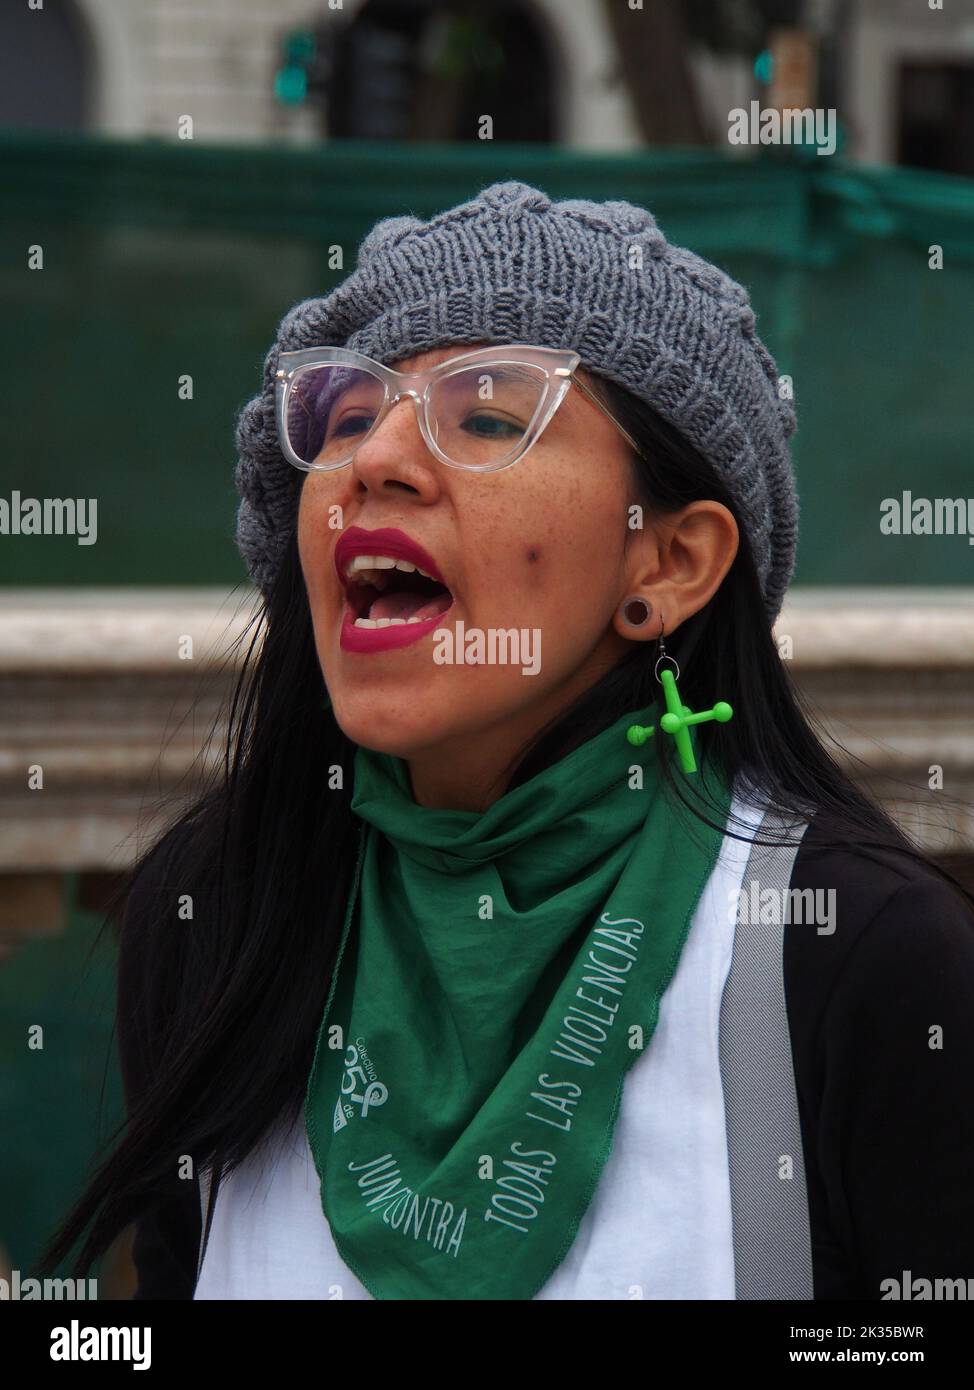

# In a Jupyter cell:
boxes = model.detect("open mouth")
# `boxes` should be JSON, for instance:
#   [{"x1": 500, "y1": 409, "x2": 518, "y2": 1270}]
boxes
[{"x1": 343, "y1": 556, "x2": 454, "y2": 628}]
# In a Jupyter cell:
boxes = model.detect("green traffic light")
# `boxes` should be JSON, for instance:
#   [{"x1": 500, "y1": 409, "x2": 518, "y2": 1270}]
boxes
[
  {"x1": 284, "y1": 30, "x2": 316, "y2": 64},
  {"x1": 274, "y1": 66, "x2": 308, "y2": 105}
]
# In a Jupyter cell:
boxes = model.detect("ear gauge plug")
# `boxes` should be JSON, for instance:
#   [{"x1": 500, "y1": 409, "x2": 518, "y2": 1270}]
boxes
[{"x1": 619, "y1": 596, "x2": 653, "y2": 629}]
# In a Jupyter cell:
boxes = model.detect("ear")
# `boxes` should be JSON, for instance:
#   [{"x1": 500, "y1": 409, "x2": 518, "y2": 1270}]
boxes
[{"x1": 614, "y1": 501, "x2": 738, "y2": 639}]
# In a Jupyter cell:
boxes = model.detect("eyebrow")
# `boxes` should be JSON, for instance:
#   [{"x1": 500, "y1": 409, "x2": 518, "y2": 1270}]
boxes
[{"x1": 460, "y1": 363, "x2": 545, "y2": 386}]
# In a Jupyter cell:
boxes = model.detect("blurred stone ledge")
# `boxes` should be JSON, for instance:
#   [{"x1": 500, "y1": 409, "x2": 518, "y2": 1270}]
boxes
[
  {"x1": 0, "y1": 587, "x2": 257, "y2": 673},
  {"x1": 0, "y1": 587, "x2": 971, "y2": 945}
]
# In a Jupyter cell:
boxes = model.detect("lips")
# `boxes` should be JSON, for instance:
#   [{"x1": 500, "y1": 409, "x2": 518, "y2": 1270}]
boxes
[
  {"x1": 334, "y1": 526, "x2": 455, "y2": 655},
  {"x1": 334, "y1": 526, "x2": 447, "y2": 588}
]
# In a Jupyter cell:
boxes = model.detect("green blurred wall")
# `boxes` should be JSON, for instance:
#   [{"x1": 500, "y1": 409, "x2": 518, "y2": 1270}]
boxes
[
  {"x1": 0, "y1": 882, "x2": 123, "y2": 1281},
  {"x1": 2, "y1": 133, "x2": 973, "y2": 588}
]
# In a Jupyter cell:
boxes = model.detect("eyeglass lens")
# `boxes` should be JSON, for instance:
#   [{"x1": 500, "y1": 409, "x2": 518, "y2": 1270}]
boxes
[{"x1": 284, "y1": 359, "x2": 550, "y2": 469}]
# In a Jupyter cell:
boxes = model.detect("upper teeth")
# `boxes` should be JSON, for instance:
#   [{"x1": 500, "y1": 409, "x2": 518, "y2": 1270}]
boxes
[{"x1": 345, "y1": 554, "x2": 435, "y2": 583}]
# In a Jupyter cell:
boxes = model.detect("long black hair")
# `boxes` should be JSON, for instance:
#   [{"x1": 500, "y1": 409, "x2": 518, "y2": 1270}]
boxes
[{"x1": 39, "y1": 374, "x2": 974, "y2": 1280}]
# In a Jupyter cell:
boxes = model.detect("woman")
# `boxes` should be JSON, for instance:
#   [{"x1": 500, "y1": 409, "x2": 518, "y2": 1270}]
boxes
[{"x1": 43, "y1": 180, "x2": 974, "y2": 1300}]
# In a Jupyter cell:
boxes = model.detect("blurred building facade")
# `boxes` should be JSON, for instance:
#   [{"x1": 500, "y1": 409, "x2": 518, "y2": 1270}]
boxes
[{"x1": 3, "y1": 0, "x2": 973, "y2": 173}]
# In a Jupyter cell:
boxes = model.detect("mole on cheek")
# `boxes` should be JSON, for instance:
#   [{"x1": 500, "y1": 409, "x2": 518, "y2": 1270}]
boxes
[{"x1": 526, "y1": 546, "x2": 542, "y2": 565}]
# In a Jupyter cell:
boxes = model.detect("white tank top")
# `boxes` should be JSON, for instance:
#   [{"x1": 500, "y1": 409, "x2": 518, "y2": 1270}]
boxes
[{"x1": 195, "y1": 791, "x2": 765, "y2": 1300}]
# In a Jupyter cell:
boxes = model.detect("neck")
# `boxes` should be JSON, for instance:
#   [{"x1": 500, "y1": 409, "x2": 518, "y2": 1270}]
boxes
[{"x1": 407, "y1": 727, "x2": 525, "y2": 813}]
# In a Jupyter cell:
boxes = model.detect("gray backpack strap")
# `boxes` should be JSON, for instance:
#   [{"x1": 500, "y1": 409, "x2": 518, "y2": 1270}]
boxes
[{"x1": 719, "y1": 804, "x2": 814, "y2": 1300}]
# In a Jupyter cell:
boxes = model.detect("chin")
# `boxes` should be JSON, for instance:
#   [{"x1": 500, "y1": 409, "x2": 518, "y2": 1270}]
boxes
[{"x1": 328, "y1": 690, "x2": 460, "y2": 761}]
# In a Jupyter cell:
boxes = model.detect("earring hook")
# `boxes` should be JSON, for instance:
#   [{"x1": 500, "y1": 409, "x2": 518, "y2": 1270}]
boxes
[{"x1": 654, "y1": 611, "x2": 680, "y2": 684}]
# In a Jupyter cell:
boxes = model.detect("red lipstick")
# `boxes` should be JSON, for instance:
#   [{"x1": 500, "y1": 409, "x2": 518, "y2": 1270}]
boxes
[
  {"x1": 334, "y1": 527, "x2": 454, "y2": 654},
  {"x1": 334, "y1": 527, "x2": 447, "y2": 588}
]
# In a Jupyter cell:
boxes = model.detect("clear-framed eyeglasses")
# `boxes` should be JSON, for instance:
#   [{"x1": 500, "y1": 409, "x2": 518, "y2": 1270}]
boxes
[{"x1": 273, "y1": 343, "x2": 640, "y2": 474}]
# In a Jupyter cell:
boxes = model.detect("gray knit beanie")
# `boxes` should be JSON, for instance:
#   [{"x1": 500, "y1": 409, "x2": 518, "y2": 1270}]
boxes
[{"x1": 234, "y1": 180, "x2": 798, "y2": 622}]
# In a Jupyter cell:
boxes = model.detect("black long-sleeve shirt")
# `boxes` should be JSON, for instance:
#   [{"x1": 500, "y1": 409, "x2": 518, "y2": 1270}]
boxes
[{"x1": 116, "y1": 810, "x2": 974, "y2": 1299}]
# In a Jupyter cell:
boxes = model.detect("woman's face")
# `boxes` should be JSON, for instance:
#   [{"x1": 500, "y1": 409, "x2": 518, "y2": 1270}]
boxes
[{"x1": 298, "y1": 342, "x2": 735, "y2": 809}]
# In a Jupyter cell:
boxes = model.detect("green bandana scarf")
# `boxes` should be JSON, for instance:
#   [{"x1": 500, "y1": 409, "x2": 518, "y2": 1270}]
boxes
[{"x1": 305, "y1": 703, "x2": 732, "y2": 1300}]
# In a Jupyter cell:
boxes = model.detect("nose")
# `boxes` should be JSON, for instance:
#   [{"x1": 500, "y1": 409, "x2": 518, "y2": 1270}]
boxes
[{"x1": 349, "y1": 392, "x2": 441, "y2": 499}]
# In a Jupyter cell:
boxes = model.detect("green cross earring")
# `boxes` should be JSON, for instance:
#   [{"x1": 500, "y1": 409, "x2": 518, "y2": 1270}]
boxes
[{"x1": 625, "y1": 614, "x2": 733, "y2": 774}]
